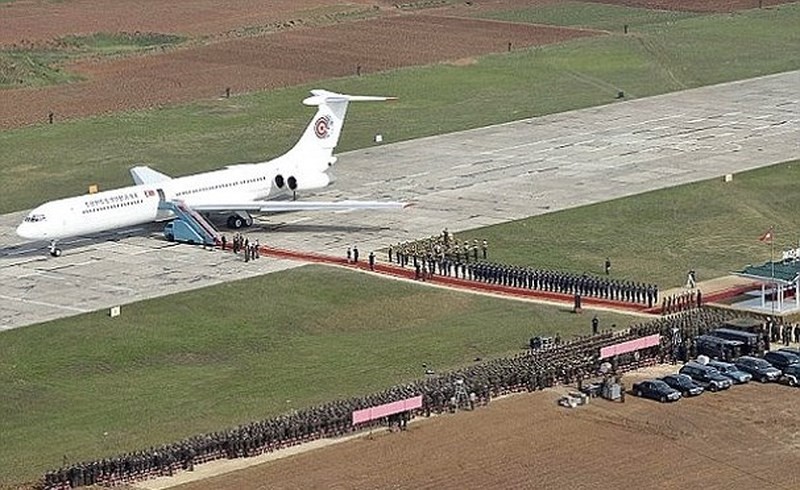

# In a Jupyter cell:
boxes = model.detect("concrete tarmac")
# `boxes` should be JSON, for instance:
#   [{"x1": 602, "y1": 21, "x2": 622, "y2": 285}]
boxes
[{"x1": 0, "y1": 71, "x2": 798, "y2": 331}]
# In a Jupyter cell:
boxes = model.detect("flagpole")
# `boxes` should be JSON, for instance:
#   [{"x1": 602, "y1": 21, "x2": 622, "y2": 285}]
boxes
[{"x1": 770, "y1": 225, "x2": 775, "y2": 316}]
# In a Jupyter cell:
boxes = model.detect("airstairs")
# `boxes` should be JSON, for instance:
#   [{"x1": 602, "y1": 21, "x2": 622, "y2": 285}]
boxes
[{"x1": 159, "y1": 201, "x2": 220, "y2": 246}]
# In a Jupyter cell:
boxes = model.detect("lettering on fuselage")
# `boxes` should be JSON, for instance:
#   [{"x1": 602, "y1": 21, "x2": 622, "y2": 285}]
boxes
[{"x1": 83, "y1": 192, "x2": 143, "y2": 214}]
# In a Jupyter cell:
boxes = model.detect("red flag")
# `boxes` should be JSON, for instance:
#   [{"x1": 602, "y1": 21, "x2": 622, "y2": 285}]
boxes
[{"x1": 759, "y1": 228, "x2": 773, "y2": 243}]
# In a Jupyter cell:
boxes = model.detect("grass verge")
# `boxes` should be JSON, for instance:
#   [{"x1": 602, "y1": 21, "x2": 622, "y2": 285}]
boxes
[
  {"x1": 0, "y1": 265, "x2": 636, "y2": 483},
  {"x1": 458, "y1": 160, "x2": 800, "y2": 288}
]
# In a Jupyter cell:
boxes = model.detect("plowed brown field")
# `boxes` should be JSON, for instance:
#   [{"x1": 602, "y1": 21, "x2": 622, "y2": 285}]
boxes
[
  {"x1": 2, "y1": 0, "x2": 797, "y2": 129},
  {"x1": 174, "y1": 374, "x2": 800, "y2": 490},
  {"x1": 0, "y1": 15, "x2": 598, "y2": 128},
  {"x1": 0, "y1": 0, "x2": 383, "y2": 46}
]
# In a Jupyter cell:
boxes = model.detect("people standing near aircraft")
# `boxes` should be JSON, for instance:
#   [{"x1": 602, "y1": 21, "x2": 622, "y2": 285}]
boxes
[
  {"x1": 388, "y1": 245, "x2": 393, "y2": 263},
  {"x1": 353, "y1": 245, "x2": 359, "y2": 263},
  {"x1": 346, "y1": 247, "x2": 352, "y2": 263},
  {"x1": 481, "y1": 240, "x2": 488, "y2": 260},
  {"x1": 221, "y1": 235, "x2": 227, "y2": 250},
  {"x1": 369, "y1": 251, "x2": 375, "y2": 271},
  {"x1": 16, "y1": 90, "x2": 408, "y2": 258},
  {"x1": 604, "y1": 257, "x2": 611, "y2": 275}
]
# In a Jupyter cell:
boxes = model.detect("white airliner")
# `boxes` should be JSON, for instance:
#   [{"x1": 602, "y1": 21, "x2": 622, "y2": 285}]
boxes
[{"x1": 16, "y1": 90, "x2": 409, "y2": 257}]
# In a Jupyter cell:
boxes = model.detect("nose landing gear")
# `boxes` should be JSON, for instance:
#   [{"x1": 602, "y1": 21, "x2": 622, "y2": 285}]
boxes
[{"x1": 49, "y1": 240, "x2": 62, "y2": 257}]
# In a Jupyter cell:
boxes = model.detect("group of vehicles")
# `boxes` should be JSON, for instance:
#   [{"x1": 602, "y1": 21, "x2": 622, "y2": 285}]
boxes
[{"x1": 632, "y1": 347, "x2": 800, "y2": 403}]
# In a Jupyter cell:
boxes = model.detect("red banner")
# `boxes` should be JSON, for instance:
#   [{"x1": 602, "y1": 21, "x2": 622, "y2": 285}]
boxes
[
  {"x1": 351, "y1": 395, "x2": 423, "y2": 425},
  {"x1": 599, "y1": 334, "x2": 660, "y2": 359}
]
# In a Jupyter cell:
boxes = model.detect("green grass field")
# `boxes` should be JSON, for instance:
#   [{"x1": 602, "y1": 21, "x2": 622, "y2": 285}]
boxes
[
  {"x1": 0, "y1": 32, "x2": 185, "y2": 88},
  {"x1": 480, "y1": 1, "x2": 700, "y2": 31},
  {"x1": 458, "y1": 160, "x2": 800, "y2": 288},
  {"x1": 1, "y1": 4, "x2": 799, "y2": 213},
  {"x1": 0, "y1": 266, "x2": 636, "y2": 483}
]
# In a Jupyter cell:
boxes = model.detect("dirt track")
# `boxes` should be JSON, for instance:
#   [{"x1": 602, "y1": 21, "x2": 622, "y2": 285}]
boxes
[{"x1": 174, "y1": 371, "x2": 800, "y2": 490}]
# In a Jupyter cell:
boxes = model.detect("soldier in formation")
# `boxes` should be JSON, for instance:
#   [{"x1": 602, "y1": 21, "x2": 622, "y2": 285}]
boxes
[{"x1": 44, "y1": 308, "x2": 760, "y2": 490}]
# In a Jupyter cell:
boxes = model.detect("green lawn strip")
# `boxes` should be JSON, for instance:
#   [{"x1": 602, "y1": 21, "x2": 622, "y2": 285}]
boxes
[
  {"x1": 0, "y1": 50, "x2": 79, "y2": 87},
  {"x1": 2, "y1": 5, "x2": 799, "y2": 213},
  {"x1": 0, "y1": 32, "x2": 185, "y2": 88},
  {"x1": 0, "y1": 265, "x2": 636, "y2": 483},
  {"x1": 479, "y1": 1, "x2": 700, "y2": 31},
  {"x1": 458, "y1": 160, "x2": 800, "y2": 289}
]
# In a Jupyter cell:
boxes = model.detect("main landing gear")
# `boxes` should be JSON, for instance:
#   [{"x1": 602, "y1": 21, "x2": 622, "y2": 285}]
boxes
[
  {"x1": 48, "y1": 240, "x2": 62, "y2": 257},
  {"x1": 226, "y1": 213, "x2": 254, "y2": 229}
]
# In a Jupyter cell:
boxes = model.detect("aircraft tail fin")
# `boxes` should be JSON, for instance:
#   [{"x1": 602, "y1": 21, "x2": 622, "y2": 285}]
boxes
[
  {"x1": 283, "y1": 89, "x2": 395, "y2": 170},
  {"x1": 130, "y1": 165, "x2": 172, "y2": 185}
]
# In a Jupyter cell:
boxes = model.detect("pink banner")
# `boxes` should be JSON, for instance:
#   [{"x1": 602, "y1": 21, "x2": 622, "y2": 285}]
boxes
[
  {"x1": 351, "y1": 395, "x2": 423, "y2": 425},
  {"x1": 599, "y1": 334, "x2": 661, "y2": 359}
]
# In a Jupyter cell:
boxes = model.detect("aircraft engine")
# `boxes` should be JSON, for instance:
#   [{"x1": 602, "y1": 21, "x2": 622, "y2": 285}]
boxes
[
  {"x1": 287, "y1": 173, "x2": 330, "y2": 191},
  {"x1": 274, "y1": 174, "x2": 285, "y2": 189}
]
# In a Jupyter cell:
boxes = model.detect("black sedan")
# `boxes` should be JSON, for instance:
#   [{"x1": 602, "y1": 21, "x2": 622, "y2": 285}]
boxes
[
  {"x1": 661, "y1": 374, "x2": 704, "y2": 397},
  {"x1": 632, "y1": 379, "x2": 682, "y2": 403},
  {"x1": 764, "y1": 350, "x2": 800, "y2": 371},
  {"x1": 735, "y1": 356, "x2": 782, "y2": 382}
]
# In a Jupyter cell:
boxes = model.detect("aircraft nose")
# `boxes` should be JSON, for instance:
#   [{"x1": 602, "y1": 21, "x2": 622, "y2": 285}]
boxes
[
  {"x1": 16, "y1": 222, "x2": 31, "y2": 239},
  {"x1": 16, "y1": 222, "x2": 40, "y2": 240}
]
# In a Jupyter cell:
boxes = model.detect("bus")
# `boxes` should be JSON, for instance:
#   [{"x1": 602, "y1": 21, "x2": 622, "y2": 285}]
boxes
[
  {"x1": 694, "y1": 335, "x2": 744, "y2": 362},
  {"x1": 709, "y1": 328, "x2": 763, "y2": 356}
]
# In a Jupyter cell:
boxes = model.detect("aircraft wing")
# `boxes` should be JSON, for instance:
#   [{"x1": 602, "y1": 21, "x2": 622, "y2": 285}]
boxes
[
  {"x1": 130, "y1": 165, "x2": 172, "y2": 185},
  {"x1": 188, "y1": 200, "x2": 410, "y2": 212}
]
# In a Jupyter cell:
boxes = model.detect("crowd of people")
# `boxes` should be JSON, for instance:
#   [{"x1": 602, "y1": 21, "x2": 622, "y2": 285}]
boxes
[
  {"x1": 221, "y1": 233, "x2": 260, "y2": 262},
  {"x1": 389, "y1": 231, "x2": 657, "y2": 307},
  {"x1": 389, "y1": 229, "x2": 487, "y2": 267},
  {"x1": 42, "y1": 306, "x2": 768, "y2": 490}
]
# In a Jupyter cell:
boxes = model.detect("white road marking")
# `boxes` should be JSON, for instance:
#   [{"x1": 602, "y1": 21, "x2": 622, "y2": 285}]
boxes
[{"x1": 0, "y1": 294, "x2": 89, "y2": 313}]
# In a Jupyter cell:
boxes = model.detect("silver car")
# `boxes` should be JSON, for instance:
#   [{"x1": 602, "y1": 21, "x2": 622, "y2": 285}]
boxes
[{"x1": 707, "y1": 360, "x2": 752, "y2": 384}]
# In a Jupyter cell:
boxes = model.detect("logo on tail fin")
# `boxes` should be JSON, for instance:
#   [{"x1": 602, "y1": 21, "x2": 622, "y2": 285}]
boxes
[{"x1": 314, "y1": 115, "x2": 333, "y2": 139}]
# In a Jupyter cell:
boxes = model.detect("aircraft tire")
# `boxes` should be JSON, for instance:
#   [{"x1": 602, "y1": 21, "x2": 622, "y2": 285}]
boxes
[
  {"x1": 50, "y1": 248, "x2": 62, "y2": 257},
  {"x1": 227, "y1": 216, "x2": 244, "y2": 229}
]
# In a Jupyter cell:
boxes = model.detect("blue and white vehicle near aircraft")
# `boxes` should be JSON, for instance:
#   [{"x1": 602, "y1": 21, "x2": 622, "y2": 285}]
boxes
[{"x1": 17, "y1": 90, "x2": 409, "y2": 256}]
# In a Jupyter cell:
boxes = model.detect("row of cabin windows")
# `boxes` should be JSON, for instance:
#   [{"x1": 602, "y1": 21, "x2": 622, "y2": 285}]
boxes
[
  {"x1": 82, "y1": 199, "x2": 144, "y2": 214},
  {"x1": 175, "y1": 176, "x2": 268, "y2": 197}
]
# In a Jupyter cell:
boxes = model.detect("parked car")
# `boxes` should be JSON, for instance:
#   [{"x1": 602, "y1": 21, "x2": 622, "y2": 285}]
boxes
[
  {"x1": 661, "y1": 374, "x2": 704, "y2": 397},
  {"x1": 763, "y1": 350, "x2": 800, "y2": 372},
  {"x1": 679, "y1": 362, "x2": 732, "y2": 392},
  {"x1": 632, "y1": 379, "x2": 682, "y2": 403},
  {"x1": 777, "y1": 347, "x2": 800, "y2": 358},
  {"x1": 780, "y1": 364, "x2": 800, "y2": 387},
  {"x1": 734, "y1": 356, "x2": 782, "y2": 382},
  {"x1": 706, "y1": 360, "x2": 752, "y2": 384}
]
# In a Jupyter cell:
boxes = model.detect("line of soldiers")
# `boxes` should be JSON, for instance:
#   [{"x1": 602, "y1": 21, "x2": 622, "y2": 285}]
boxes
[
  {"x1": 661, "y1": 289, "x2": 702, "y2": 315},
  {"x1": 388, "y1": 234, "x2": 656, "y2": 306},
  {"x1": 468, "y1": 263, "x2": 659, "y2": 306},
  {"x1": 41, "y1": 307, "x2": 760, "y2": 490}
]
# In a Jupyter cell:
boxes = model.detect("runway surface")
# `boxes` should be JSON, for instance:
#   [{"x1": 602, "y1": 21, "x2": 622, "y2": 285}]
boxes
[{"x1": 1, "y1": 70, "x2": 798, "y2": 331}]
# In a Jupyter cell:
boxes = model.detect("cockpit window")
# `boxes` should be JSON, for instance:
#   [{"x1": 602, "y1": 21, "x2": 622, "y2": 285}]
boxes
[{"x1": 23, "y1": 214, "x2": 46, "y2": 223}]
